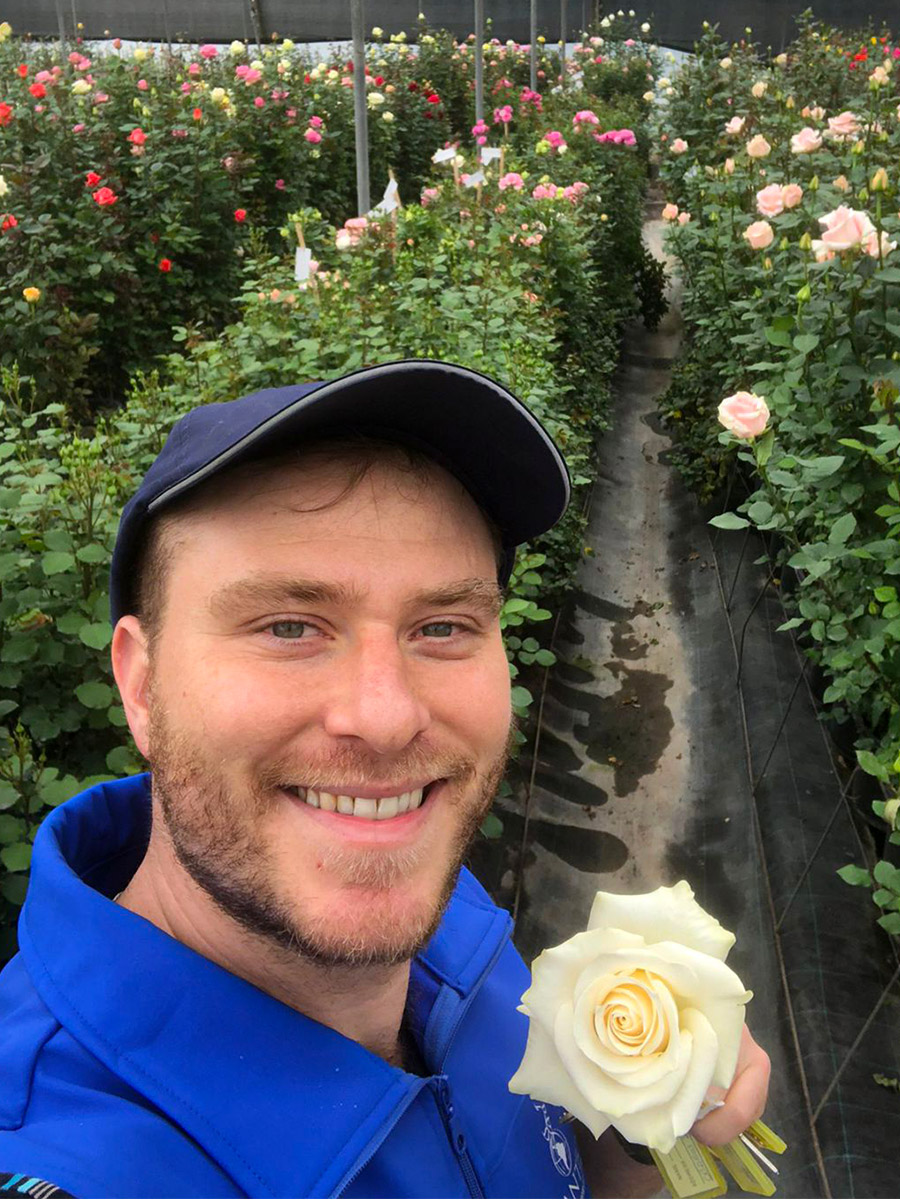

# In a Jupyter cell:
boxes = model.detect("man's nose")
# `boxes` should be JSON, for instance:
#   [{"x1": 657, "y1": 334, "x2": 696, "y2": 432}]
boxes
[{"x1": 321, "y1": 629, "x2": 431, "y2": 754}]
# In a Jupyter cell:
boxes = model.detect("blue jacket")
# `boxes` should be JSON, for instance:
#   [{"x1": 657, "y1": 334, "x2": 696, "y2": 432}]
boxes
[{"x1": 0, "y1": 777, "x2": 586, "y2": 1199}]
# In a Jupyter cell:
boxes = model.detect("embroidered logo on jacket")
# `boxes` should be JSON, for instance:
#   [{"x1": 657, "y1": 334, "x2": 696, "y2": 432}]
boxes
[
  {"x1": 532, "y1": 1102, "x2": 587, "y2": 1198},
  {"x1": 0, "y1": 1174, "x2": 74, "y2": 1198}
]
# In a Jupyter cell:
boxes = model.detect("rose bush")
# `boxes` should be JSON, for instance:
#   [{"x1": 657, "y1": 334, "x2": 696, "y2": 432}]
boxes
[
  {"x1": 509, "y1": 882, "x2": 751, "y2": 1151},
  {"x1": 655, "y1": 16, "x2": 900, "y2": 939}
]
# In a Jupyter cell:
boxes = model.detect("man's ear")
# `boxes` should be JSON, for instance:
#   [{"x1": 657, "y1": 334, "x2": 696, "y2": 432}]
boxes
[{"x1": 111, "y1": 616, "x2": 152, "y2": 759}]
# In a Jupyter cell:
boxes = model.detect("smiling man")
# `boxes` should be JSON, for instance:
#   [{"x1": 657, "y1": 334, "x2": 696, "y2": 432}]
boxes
[{"x1": 0, "y1": 361, "x2": 769, "y2": 1199}]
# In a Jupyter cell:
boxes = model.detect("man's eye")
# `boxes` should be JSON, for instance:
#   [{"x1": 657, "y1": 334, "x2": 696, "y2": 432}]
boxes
[
  {"x1": 421, "y1": 621, "x2": 458, "y2": 638},
  {"x1": 270, "y1": 620, "x2": 309, "y2": 639}
]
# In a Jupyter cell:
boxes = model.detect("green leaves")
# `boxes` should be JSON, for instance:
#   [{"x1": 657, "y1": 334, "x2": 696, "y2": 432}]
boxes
[
  {"x1": 75, "y1": 681, "x2": 114, "y2": 709},
  {"x1": 708, "y1": 512, "x2": 750, "y2": 530}
]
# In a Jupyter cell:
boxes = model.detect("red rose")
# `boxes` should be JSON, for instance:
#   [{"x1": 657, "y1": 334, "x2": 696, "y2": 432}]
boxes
[
  {"x1": 0, "y1": 102, "x2": 12, "y2": 126},
  {"x1": 158, "y1": 258, "x2": 172, "y2": 272},
  {"x1": 304, "y1": 73, "x2": 311, "y2": 84},
  {"x1": 192, "y1": 107, "x2": 202, "y2": 120},
  {"x1": 408, "y1": 81, "x2": 418, "y2": 91},
  {"x1": 375, "y1": 75, "x2": 384, "y2": 86},
  {"x1": 127, "y1": 127, "x2": 147, "y2": 145},
  {"x1": 426, "y1": 93, "x2": 440, "y2": 103},
  {"x1": 29, "y1": 83, "x2": 45, "y2": 99},
  {"x1": 85, "y1": 170, "x2": 102, "y2": 187},
  {"x1": 92, "y1": 186, "x2": 118, "y2": 206},
  {"x1": 1, "y1": 213, "x2": 18, "y2": 232},
  {"x1": 234, "y1": 208, "x2": 247, "y2": 222},
  {"x1": 16, "y1": 64, "x2": 27, "y2": 79}
]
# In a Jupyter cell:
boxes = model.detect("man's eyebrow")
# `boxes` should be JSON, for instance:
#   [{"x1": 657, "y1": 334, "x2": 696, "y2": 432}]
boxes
[{"x1": 206, "y1": 576, "x2": 504, "y2": 619}]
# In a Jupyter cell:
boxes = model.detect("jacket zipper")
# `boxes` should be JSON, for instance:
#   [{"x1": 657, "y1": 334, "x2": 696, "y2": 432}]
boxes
[
  {"x1": 332, "y1": 1077, "x2": 428, "y2": 1197},
  {"x1": 435, "y1": 1074, "x2": 485, "y2": 1198}
]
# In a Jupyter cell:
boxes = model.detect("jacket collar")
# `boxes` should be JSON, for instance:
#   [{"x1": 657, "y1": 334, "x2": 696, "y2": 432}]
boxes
[{"x1": 19, "y1": 776, "x2": 511, "y2": 1198}]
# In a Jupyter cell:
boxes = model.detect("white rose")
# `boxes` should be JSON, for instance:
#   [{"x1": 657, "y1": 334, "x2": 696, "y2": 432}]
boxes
[{"x1": 508, "y1": 882, "x2": 751, "y2": 1152}]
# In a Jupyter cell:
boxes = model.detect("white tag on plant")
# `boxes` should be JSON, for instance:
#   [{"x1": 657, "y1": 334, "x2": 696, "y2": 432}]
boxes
[
  {"x1": 294, "y1": 247, "x2": 313, "y2": 282},
  {"x1": 463, "y1": 169, "x2": 486, "y2": 188},
  {"x1": 432, "y1": 146, "x2": 457, "y2": 163},
  {"x1": 480, "y1": 146, "x2": 502, "y2": 164},
  {"x1": 370, "y1": 177, "x2": 400, "y2": 216}
]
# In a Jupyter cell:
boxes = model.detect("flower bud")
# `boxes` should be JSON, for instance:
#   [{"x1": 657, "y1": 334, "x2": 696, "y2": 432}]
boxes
[
  {"x1": 851, "y1": 139, "x2": 865, "y2": 155},
  {"x1": 763, "y1": 256, "x2": 772, "y2": 269},
  {"x1": 871, "y1": 167, "x2": 889, "y2": 191},
  {"x1": 809, "y1": 175, "x2": 819, "y2": 191},
  {"x1": 799, "y1": 231, "x2": 812, "y2": 250},
  {"x1": 858, "y1": 186, "x2": 869, "y2": 204},
  {"x1": 796, "y1": 282, "x2": 811, "y2": 302},
  {"x1": 883, "y1": 797, "x2": 900, "y2": 828}
]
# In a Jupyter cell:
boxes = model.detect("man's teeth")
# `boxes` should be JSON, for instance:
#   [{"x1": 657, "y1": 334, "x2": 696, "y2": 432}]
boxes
[{"x1": 284, "y1": 786, "x2": 425, "y2": 819}]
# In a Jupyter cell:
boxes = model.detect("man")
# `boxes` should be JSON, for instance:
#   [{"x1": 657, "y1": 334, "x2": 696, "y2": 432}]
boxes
[{"x1": 0, "y1": 361, "x2": 769, "y2": 1198}]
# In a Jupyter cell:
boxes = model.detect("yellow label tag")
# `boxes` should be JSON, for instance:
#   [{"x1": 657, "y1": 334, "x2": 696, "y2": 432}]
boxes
[
  {"x1": 650, "y1": 1136, "x2": 728, "y2": 1198},
  {"x1": 745, "y1": 1118, "x2": 787, "y2": 1156},
  {"x1": 709, "y1": 1138, "x2": 776, "y2": 1196}
]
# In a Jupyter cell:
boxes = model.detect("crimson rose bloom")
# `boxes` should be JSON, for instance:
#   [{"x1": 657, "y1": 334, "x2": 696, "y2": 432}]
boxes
[
  {"x1": 92, "y1": 186, "x2": 118, "y2": 206},
  {"x1": 234, "y1": 208, "x2": 247, "y2": 222},
  {"x1": 426, "y1": 93, "x2": 441, "y2": 103},
  {"x1": 158, "y1": 258, "x2": 172, "y2": 272},
  {"x1": 85, "y1": 171, "x2": 102, "y2": 187},
  {"x1": 1, "y1": 213, "x2": 18, "y2": 232},
  {"x1": 29, "y1": 83, "x2": 45, "y2": 99}
]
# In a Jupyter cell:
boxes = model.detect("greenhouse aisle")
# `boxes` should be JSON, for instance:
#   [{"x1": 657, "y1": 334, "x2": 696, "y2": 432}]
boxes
[{"x1": 482, "y1": 212, "x2": 900, "y2": 1198}]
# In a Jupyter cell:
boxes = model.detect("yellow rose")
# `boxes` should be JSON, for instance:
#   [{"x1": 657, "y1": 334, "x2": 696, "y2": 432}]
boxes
[
  {"x1": 508, "y1": 882, "x2": 751, "y2": 1152},
  {"x1": 23, "y1": 287, "x2": 41, "y2": 304},
  {"x1": 0, "y1": 20, "x2": 12, "y2": 41}
]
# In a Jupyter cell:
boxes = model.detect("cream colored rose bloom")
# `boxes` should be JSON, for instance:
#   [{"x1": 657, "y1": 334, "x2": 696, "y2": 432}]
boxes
[
  {"x1": 745, "y1": 134, "x2": 771, "y2": 158},
  {"x1": 508, "y1": 882, "x2": 752, "y2": 1153}
]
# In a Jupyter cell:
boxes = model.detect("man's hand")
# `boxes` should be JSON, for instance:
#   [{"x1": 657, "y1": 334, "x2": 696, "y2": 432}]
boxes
[{"x1": 690, "y1": 1024, "x2": 771, "y2": 1146}]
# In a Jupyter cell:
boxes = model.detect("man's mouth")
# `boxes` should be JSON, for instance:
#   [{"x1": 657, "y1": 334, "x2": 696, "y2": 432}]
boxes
[{"x1": 280, "y1": 783, "x2": 435, "y2": 820}]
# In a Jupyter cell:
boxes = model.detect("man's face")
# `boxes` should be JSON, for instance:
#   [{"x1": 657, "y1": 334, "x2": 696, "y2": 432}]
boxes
[{"x1": 142, "y1": 450, "x2": 513, "y2": 966}]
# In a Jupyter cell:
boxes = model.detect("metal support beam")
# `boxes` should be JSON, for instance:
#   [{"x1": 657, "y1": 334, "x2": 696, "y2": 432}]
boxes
[
  {"x1": 530, "y1": 0, "x2": 537, "y2": 92},
  {"x1": 350, "y1": 0, "x2": 370, "y2": 215},
  {"x1": 560, "y1": 0, "x2": 567, "y2": 69},
  {"x1": 54, "y1": 0, "x2": 66, "y2": 51},
  {"x1": 474, "y1": 0, "x2": 484, "y2": 124}
]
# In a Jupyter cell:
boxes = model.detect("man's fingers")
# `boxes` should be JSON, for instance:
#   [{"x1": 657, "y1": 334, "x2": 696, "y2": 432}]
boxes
[{"x1": 691, "y1": 1037, "x2": 771, "y2": 1146}]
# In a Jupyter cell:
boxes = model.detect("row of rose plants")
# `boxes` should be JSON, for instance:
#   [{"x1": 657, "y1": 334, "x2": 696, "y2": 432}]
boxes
[
  {"x1": 655, "y1": 17, "x2": 900, "y2": 936},
  {"x1": 0, "y1": 14, "x2": 657, "y2": 411},
  {"x1": 0, "y1": 19, "x2": 664, "y2": 958}
]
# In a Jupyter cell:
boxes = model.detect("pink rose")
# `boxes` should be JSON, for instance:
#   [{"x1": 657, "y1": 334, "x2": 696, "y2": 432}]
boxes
[
  {"x1": 810, "y1": 239, "x2": 835, "y2": 262},
  {"x1": 670, "y1": 137, "x2": 688, "y2": 153},
  {"x1": 724, "y1": 116, "x2": 745, "y2": 135},
  {"x1": 718, "y1": 392, "x2": 770, "y2": 438},
  {"x1": 746, "y1": 134, "x2": 771, "y2": 158},
  {"x1": 756, "y1": 183, "x2": 785, "y2": 217},
  {"x1": 677, "y1": 211, "x2": 691, "y2": 225},
  {"x1": 309, "y1": 114, "x2": 324, "y2": 127},
  {"x1": 345, "y1": 217, "x2": 368, "y2": 232},
  {"x1": 790, "y1": 126, "x2": 822, "y2": 154},
  {"x1": 781, "y1": 183, "x2": 803, "y2": 209},
  {"x1": 498, "y1": 172, "x2": 524, "y2": 191},
  {"x1": 743, "y1": 220, "x2": 774, "y2": 250},
  {"x1": 662, "y1": 202, "x2": 679, "y2": 220},
  {"x1": 724, "y1": 157, "x2": 735, "y2": 175},
  {"x1": 827, "y1": 111, "x2": 859, "y2": 141},
  {"x1": 863, "y1": 229, "x2": 897, "y2": 258},
  {"x1": 420, "y1": 186, "x2": 440, "y2": 206},
  {"x1": 304, "y1": 127, "x2": 321, "y2": 142},
  {"x1": 818, "y1": 205, "x2": 875, "y2": 251},
  {"x1": 200, "y1": 44, "x2": 219, "y2": 59}
]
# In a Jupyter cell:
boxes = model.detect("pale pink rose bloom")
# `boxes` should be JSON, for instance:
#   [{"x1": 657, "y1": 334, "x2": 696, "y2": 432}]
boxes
[
  {"x1": 498, "y1": 172, "x2": 525, "y2": 191},
  {"x1": 345, "y1": 217, "x2": 369, "y2": 232},
  {"x1": 746, "y1": 134, "x2": 771, "y2": 158},
  {"x1": 809, "y1": 106, "x2": 825, "y2": 120},
  {"x1": 790, "y1": 126, "x2": 822, "y2": 153},
  {"x1": 870, "y1": 66, "x2": 889, "y2": 85},
  {"x1": 781, "y1": 183, "x2": 803, "y2": 209},
  {"x1": 724, "y1": 115, "x2": 745, "y2": 135},
  {"x1": 670, "y1": 137, "x2": 688, "y2": 153},
  {"x1": 827, "y1": 111, "x2": 859, "y2": 141},
  {"x1": 199, "y1": 44, "x2": 219, "y2": 59},
  {"x1": 677, "y1": 211, "x2": 691, "y2": 225},
  {"x1": 751, "y1": 80, "x2": 767, "y2": 98},
  {"x1": 724, "y1": 157, "x2": 735, "y2": 174},
  {"x1": 833, "y1": 175, "x2": 851, "y2": 192},
  {"x1": 420, "y1": 187, "x2": 440, "y2": 205},
  {"x1": 801, "y1": 105, "x2": 812, "y2": 117},
  {"x1": 662, "y1": 202, "x2": 679, "y2": 221},
  {"x1": 304, "y1": 128, "x2": 321, "y2": 142},
  {"x1": 335, "y1": 230, "x2": 353, "y2": 250},
  {"x1": 863, "y1": 229, "x2": 897, "y2": 258},
  {"x1": 756, "y1": 183, "x2": 785, "y2": 217},
  {"x1": 743, "y1": 220, "x2": 774, "y2": 249},
  {"x1": 718, "y1": 392, "x2": 770, "y2": 438},
  {"x1": 818, "y1": 205, "x2": 876, "y2": 251},
  {"x1": 811, "y1": 239, "x2": 835, "y2": 262}
]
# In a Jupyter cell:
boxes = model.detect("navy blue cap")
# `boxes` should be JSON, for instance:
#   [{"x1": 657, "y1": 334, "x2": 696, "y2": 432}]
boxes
[{"x1": 109, "y1": 359, "x2": 571, "y2": 625}]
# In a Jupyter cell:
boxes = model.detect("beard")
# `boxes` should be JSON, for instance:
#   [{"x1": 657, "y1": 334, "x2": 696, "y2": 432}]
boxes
[{"x1": 146, "y1": 689, "x2": 513, "y2": 969}]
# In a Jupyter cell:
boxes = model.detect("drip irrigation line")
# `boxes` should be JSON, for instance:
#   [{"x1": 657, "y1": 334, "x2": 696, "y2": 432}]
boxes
[
  {"x1": 752, "y1": 657, "x2": 810, "y2": 795},
  {"x1": 811, "y1": 958, "x2": 900, "y2": 1125},
  {"x1": 774, "y1": 766, "x2": 861, "y2": 933},
  {"x1": 705, "y1": 519, "x2": 832, "y2": 1200}
]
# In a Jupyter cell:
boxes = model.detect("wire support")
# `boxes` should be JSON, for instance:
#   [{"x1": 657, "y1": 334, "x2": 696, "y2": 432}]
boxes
[
  {"x1": 726, "y1": 525, "x2": 752, "y2": 612},
  {"x1": 735, "y1": 562, "x2": 778, "y2": 691},
  {"x1": 706, "y1": 520, "x2": 832, "y2": 1199},
  {"x1": 751, "y1": 657, "x2": 810, "y2": 795},
  {"x1": 774, "y1": 765, "x2": 861, "y2": 933}
]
